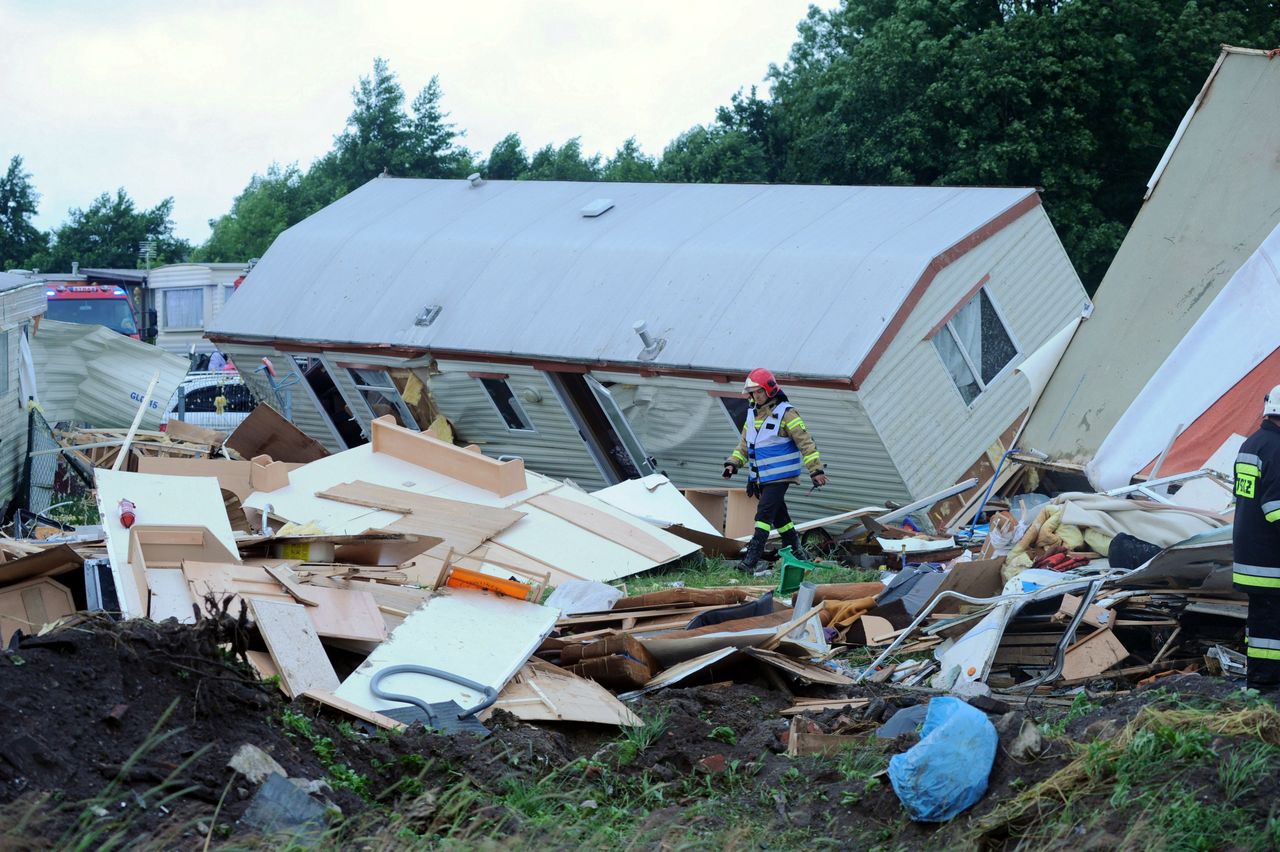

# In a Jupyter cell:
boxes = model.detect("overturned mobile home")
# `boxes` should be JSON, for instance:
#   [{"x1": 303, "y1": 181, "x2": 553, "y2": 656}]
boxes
[
  {"x1": 208, "y1": 179, "x2": 1089, "y2": 523},
  {"x1": 1022, "y1": 46, "x2": 1280, "y2": 481}
]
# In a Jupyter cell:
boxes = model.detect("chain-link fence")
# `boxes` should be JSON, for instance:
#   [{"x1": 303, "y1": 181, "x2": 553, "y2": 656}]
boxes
[{"x1": 14, "y1": 408, "x2": 94, "y2": 523}]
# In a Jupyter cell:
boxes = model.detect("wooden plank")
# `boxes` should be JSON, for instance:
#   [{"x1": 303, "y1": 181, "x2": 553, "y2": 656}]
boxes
[
  {"x1": 744, "y1": 647, "x2": 854, "y2": 685},
  {"x1": 184, "y1": 561, "x2": 387, "y2": 642},
  {"x1": 370, "y1": 416, "x2": 526, "y2": 497},
  {"x1": 301, "y1": 689, "x2": 407, "y2": 731},
  {"x1": 249, "y1": 598, "x2": 339, "y2": 699},
  {"x1": 0, "y1": 545, "x2": 83, "y2": 585},
  {"x1": 760, "y1": 604, "x2": 825, "y2": 652},
  {"x1": 526, "y1": 492, "x2": 680, "y2": 563},
  {"x1": 245, "y1": 649, "x2": 280, "y2": 684},
  {"x1": 164, "y1": 419, "x2": 228, "y2": 447},
  {"x1": 265, "y1": 564, "x2": 320, "y2": 606},
  {"x1": 1061, "y1": 626, "x2": 1129, "y2": 680},
  {"x1": 145, "y1": 568, "x2": 197, "y2": 623},
  {"x1": 780, "y1": 698, "x2": 871, "y2": 716},
  {"x1": 317, "y1": 480, "x2": 524, "y2": 554}
]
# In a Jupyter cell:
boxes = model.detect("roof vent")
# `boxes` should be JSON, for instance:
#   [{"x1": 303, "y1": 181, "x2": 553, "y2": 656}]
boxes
[
  {"x1": 415, "y1": 304, "x2": 443, "y2": 327},
  {"x1": 580, "y1": 198, "x2": 614, "y2": 218},
  {"x1": 633, "y1": 320, "x2": 666, "y2": 361},
  {"x1": 467, "y1": 173, "x2": 483, "y2": 188}
]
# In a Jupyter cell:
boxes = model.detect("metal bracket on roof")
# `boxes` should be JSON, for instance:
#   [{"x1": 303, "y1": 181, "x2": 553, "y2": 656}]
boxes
[{"x1": 415, "y1": 305, "x2": 443, "y2": 327}]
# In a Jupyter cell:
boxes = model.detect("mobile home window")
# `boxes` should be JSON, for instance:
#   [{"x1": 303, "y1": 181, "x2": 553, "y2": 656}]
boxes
[
  {"x1": 931, "y1": 288, "x2": 1017, "y2": 405},
  {"x1": 479, "y1": 378, "x2": 535, "y2": 432},
  {"x1": 347, "y1": 368, "x2": 420, "y2": 430},
  {"x1": 162, "y1": 288, "x2": 204, "y2": 329}
]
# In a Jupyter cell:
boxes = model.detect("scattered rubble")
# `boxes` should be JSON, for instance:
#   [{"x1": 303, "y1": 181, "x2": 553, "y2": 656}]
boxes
[{"x1": 0, "y1": 403, "x2": 1272, "y2": 848}]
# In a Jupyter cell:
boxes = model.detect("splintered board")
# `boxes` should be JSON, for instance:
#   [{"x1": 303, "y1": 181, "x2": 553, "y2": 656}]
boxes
[
  {"x1": 334, "y1": 588, "x2": 557, "y2": 714},
  {"x1": 482, "y1": 661, "x2": 642, "y2": 727},
  {"x1": 524, "y1": 492, "x2": 681, "y2": 562},
  {"x1": 183, "y1": 561, "x2": 386, "y2": 642},
  {"x1": 315, "y1": 480, "x2": 524, "y2": 552},
  {"x1": 249, "y1": 598, "x2": 340, "y2": 698}
]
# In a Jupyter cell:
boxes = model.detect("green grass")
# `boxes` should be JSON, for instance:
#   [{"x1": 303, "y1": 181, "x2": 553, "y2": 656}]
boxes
[{"x1": 623, "y1": 553, "x2": 880, "y2": 597}]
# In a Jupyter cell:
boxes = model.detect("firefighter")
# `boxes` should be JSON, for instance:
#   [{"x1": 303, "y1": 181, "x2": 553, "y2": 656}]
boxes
[
  {"x1": 723, "y1": 368, "x2": 827, "y2": 573},
  {"x1": 1233, "y1": 384, "x2": 1280, "y2": 690}
]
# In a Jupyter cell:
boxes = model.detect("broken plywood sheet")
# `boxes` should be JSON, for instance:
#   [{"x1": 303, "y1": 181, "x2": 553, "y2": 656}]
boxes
[
  {"x1": 316, "y1": 480, "x2": 524, "y2": 553},
  {"x1": 227, "y1": 403, "x2": 331, "y2": 464},
  {"x1": 494, "y1": 488, "x2": 698, "y2": 585},
  {"x1": 96, "y1": 470, "x2": 240, "y2": 618},
  {"x1": 136, "y1": 456, "x2": 297, "y2": 502},
  {"x1": 334, "y1": 588, "x2": 556, "y2": 715},
  {"x1": 1062, "y1": 626, "x2": 1129, "y2": 680},
  {"x1": 617, "y1": 647, "x2": 741, "y2": 700},
  {"x1": 526, "y1": 491, "x2": 681, "y2": 562},
  {"x1": 146, "y1": 568, "x2": 197, "y2": 623},
  {"x1": 481, "y1": 660, "x2": 643, "y2": 727},
  {"x1": 250, "y1": 598, "x2": 340, "y2": 698},
  {"x1": 0, "y1": 545, "x2": 83, "y2": 586},
  {"x1": 183, "y1": 561, "x2": 386, "y2": 642},
  {"x1": 0, "y1": 577, "x2": 76, "y2": 644},
  {"x1": 591, "y1": 474, "x2": 719, "y2": 535},
  {"x1": 743, "y1": 647, "x2": 854, "y2": 685}
]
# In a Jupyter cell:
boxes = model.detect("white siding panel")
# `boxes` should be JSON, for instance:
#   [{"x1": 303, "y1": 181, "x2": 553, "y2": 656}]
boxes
[
  {"x1": 430, "y1": 361, "x2": 611, "y2": 490},
  {"x1": 593, "y1": 373, "x2": 912, "y2": 522},
  {"x1": 860, "y1": 208, "x2": 1088, "y2": 497},
  {"x1": 220, "y1": 346, "x2": 346, "y2": 453}
]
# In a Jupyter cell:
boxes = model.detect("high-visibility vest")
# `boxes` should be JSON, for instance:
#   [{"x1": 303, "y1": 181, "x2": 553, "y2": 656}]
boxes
[{"x1": 745, "y1": 402, "x2": 802, "y2": 484}]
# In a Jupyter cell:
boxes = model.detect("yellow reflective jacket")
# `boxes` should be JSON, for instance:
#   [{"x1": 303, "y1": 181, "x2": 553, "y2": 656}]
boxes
[{"x1": 726, "y1": 398, "x2": 823, "y2": 484}]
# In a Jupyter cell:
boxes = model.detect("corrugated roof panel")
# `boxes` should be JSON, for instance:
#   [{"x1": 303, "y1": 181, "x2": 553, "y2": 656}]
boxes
[{"x1": 211, "y1": 179, "x2": 1036, "y2": 380}]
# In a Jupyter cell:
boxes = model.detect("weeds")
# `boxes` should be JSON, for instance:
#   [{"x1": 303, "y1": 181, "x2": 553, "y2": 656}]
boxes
[
  {"x1": 280, "y1": 708, "x2": 371, "y2": 799},
  {"x1": 616, "y1": 708, "x2": 668, "y2": 765},
  {"x1": 708, "y1": 725, "x2": 737, "y2": 745}
]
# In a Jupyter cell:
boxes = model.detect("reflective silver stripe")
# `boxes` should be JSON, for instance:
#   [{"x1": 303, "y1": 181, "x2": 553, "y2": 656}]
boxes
[
  {"x1": 1238, "y1": 452, "x2": 1263, "y2": 467},
  {"x1": 1248, "y1": 636, "x2": 1280, "y2": 651},
  {"x1": 1233, "y1": 562, "x2": 1280, "y2": 578},
  {"x1": 1264, "y1": 500, "x2": 1280, "y2": 515}
]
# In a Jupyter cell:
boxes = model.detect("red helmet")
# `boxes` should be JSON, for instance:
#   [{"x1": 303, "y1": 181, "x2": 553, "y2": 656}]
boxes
[{"x1": 743, "y1": 368, "x2": 780, "y2": 397}]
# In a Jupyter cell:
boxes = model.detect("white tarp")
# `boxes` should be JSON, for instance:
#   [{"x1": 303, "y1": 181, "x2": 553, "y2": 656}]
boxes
[
  {"x1": 1088, "y1": 221, "x2": 1280, "y2": 490},
  {"x1": 29, "y1": 319, "x2": 188, "y2": 428}
]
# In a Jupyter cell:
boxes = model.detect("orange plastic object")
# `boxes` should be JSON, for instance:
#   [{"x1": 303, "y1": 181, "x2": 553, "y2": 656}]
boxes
[{"x1": 445, "y1": 566, "x2": 532, "y2": 600}]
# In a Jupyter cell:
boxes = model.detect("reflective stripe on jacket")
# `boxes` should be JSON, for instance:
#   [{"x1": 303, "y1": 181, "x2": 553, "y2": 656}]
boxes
[
  {"x1": 1233, "y1": 419, "x2": 1280, "y2": 594},
  {"x1": 726, "y1": 399, "x2": 823, "y2": 485}
]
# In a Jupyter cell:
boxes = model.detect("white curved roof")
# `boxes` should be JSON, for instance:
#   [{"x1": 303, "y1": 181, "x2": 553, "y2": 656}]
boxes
[{"x1": 209, "y1": 178, "x2": 1036, "y2": 381}]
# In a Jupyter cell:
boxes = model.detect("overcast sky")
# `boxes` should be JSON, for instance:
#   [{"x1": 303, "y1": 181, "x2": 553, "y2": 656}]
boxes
[{"x1": 1, "y1": 0, "x2": 819, "y2": 245}]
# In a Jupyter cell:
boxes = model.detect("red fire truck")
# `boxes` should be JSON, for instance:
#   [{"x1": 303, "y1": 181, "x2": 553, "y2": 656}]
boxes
[{"x1": 44, "y1": 283, "x2": 141, "y2": 339}]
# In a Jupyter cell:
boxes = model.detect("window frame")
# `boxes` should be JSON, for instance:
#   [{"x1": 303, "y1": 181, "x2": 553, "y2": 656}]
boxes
[
  {"x1": 930, "y1": 285, "x2": 1019, "y2": 407},
  {"x1": 478, "y1": 377, "x2": 537, "y2": 434},
  {"x1": 0, "y1": 330, "x2": 10, "y2": 398},
  {"x1": 161, "y1": 287, "x2": 205, "y2": 331},
  {"x1": 346, "y1": 367, "x2": 421, "y2": 431}
]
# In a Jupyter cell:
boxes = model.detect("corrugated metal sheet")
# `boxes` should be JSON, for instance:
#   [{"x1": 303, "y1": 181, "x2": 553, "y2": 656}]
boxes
[
  {"x1": 219, "y1": 346, "x2": 348, "y2": 453},
  {"x1": 210, "y1": 179, "x2": 1036, "y2": 380},
  {"x1": 29, "y1": 319, "x2": 188, "y2": 429},
  {"x1": 1023, "y1": 48, "x2": 1280, "y2": 464},
  {"x1": 430, "y1": 360, "x2": 610, "y2": 490},
  {"x1": 593, "y1": 371, "x2": 912, "y2": 521},
  {"x1": 860, "y1": 206, "x2": 1088, "y2": 497}
]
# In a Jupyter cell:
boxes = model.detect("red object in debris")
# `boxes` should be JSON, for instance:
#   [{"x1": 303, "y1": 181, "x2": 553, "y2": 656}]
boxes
[{"x1": 118, "y1": 499, "x2": 136, "y2": 529}]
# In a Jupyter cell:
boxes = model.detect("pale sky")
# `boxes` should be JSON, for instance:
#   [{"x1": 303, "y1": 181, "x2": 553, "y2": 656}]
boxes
[{"x1": 1, "y1": 0, "x2": 819, "y2": 246}]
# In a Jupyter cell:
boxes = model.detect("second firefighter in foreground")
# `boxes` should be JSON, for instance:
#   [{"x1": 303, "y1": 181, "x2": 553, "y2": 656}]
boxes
[{"x1": 723, "y1": 368, "x2": 827, "y2": 573}]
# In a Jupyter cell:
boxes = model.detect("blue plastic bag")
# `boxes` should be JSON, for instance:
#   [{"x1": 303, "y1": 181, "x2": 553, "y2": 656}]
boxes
[{"x1": 888, "y1": 696, "x2": 998, "y2": 822}]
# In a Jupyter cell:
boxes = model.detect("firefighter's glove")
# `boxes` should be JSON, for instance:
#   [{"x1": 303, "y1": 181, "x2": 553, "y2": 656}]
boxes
[
  {"x1": 746, "y1": 480, "x2": 761, "y2": 499},
  {"x1": 722, "y1": 463, "x2": 737, "y2": 479},
  {"x1": 810, "y1": 471, "x2": 828, "y2": 488}
]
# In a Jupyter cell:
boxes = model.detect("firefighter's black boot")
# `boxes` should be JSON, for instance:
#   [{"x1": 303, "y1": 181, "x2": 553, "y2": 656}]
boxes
[
  {"x1": 780, "y1": 528, "x2": 810, "y2": 562},
  {"x1": 738, "y1": 528, "x2": 769, "y2": 574}
]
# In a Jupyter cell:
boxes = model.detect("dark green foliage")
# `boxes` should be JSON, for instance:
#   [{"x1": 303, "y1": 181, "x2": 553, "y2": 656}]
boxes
[
  {"x1": 0, "y1": 156, "x2": 47, "y2": 270},
  {"x1": 32, "y1": 189, "x2": 189, "y2": 271}
]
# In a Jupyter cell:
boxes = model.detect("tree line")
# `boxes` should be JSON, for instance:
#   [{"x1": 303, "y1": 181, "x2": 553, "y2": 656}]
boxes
[{"x1": 3, "y1": 1, "x2": 1277, "y2": 291}]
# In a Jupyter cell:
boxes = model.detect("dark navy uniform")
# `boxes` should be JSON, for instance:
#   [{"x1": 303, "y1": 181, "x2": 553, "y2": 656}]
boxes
[{"x1": 1232, "y1": 418, "x2": 1280, "y2": 688}]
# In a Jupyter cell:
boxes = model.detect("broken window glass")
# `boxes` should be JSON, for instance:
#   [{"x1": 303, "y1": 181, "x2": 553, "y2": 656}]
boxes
[
  {"x1": 348, "y1": 368, "x2": 420, "y2": 430},
  {"x1": 932, "y1": 286, "x2": 1016, "y2": 405},
  {"x1": 479, "y1": 377, "x2": 536, "y2": 432}
]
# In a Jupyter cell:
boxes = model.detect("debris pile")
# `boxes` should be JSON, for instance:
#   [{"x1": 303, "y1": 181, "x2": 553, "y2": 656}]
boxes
[{"x1": 0, "y1": 407, "x2": 1257, "y2": 844}]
